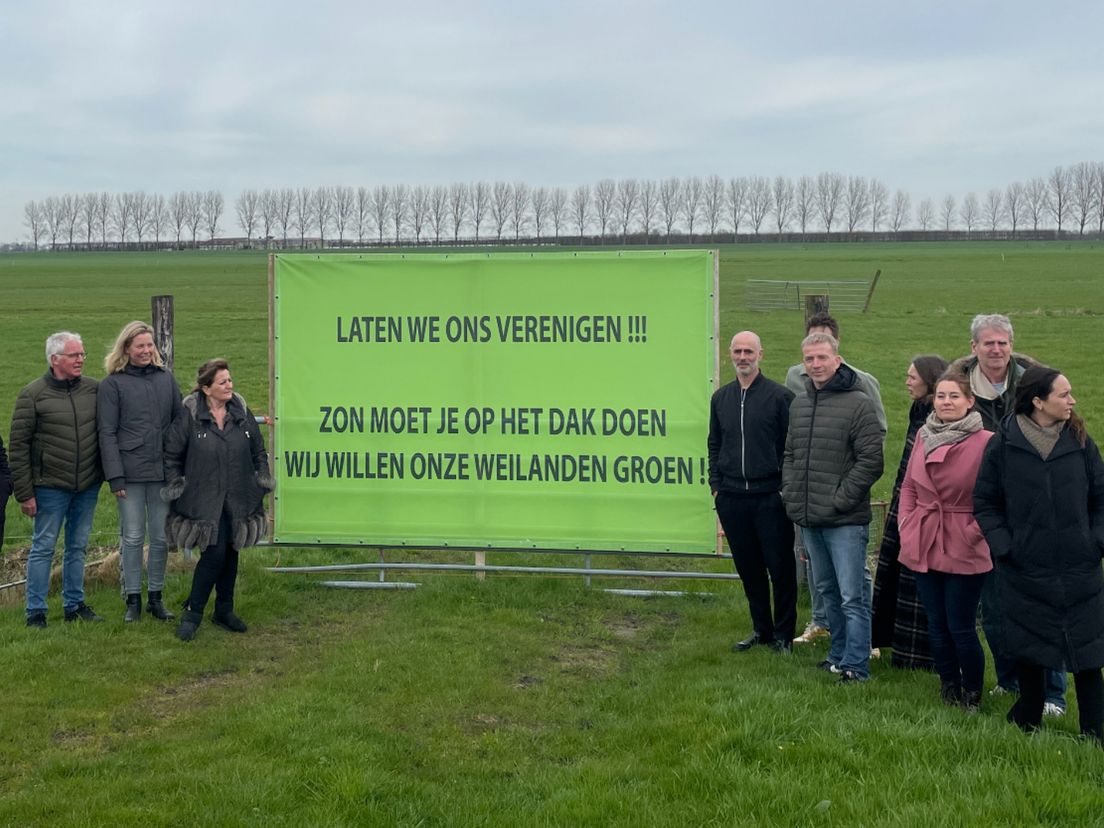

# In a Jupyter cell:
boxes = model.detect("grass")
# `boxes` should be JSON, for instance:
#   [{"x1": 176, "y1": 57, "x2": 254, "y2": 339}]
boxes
[{"x1": 1, "y1": 242, "x2": 1104, "y2": 825}]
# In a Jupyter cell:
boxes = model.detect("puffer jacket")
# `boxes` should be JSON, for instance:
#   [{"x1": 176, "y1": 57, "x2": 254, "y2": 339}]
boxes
[
  {"x1": 782, "y1": 364, "x2": 884, "y2": 527},
  {"x1": 707, "y1": 373, "x2": 793, "y2": 494},
  {"x1": 162, "y1": 392, "x2": 274, "y2": 551},
  {"x1": 973, "y1": 416, "x2": 1104, "y2": 672},
  {"x1": 9, "y1": 372, "x2": 102, "y2": 500},
  {"x1": 98, "y1": 363, "x2": 183, "y2": 492}
]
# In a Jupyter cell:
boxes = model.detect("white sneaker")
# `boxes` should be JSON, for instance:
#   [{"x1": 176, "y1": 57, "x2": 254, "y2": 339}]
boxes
[
  {"x1": 1043, "y1": 702, "x2": 1066, "y2": 718},
  {"x1": 870, "y1": 648, "x2": 881, "y2": 660},
  {"x1": 989, "y1": 685, "x2": 1013, "y2": 697},
  {"x1": 794, "y1": 622, "x2": 830, "y2": 644}
]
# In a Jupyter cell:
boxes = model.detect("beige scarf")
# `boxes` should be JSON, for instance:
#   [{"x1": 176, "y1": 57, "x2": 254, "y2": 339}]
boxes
[
  {"x1": 920, "y1": 410, "x2": 984, "y2": 455},
  {"x1": 1016, "y1": 414, "x2": 1063, "y2": 460}
]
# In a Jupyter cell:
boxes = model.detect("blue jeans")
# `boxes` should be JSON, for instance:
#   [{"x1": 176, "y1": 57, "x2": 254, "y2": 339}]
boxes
[
  {"x1": 25, "y1": 485, "x2": 101, "y2": 615},
  {"x1": 116, "y1": 481, "x2": 170, "y2": 594},
  {"x1": 912, "y1": 570, "x2": 987, "y2": 692},
  {"x1": 803, "y1": 524, "x2": 872, "y2": 677}
]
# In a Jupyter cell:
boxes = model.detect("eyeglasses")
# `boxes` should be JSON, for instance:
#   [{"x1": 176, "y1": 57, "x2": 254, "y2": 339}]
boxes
[{"x1": 59, "y1": 352, "x2": 86, "y2": 359}]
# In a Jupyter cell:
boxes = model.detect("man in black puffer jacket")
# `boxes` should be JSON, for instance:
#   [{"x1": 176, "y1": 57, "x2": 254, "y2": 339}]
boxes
[
  {"x1": 782, "y1": 333, "x2": 883, "y2": 682},
  {"x1": 709, "y1": 331, "x2": 795, "y2": 653}
]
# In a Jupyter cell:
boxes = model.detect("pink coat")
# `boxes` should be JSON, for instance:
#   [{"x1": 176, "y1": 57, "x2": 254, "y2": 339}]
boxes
[{"x1": 899, "y1": 429, "x2": 993, "y2": 575}]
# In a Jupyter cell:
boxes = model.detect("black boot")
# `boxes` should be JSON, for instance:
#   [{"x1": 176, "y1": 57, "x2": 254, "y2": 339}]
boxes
[
  {"x1": 175, "y1": 608, "x2": 203, "y2": 642},
  {"x1": 124, "y1": 593, "x2": 142, "y2": 623},
  {"x1": 212, "y1": 603, "x2": 248, "y2": 633},
  {"x1": 960, "y1": 689, "x2": 982, "y2": 714},
  {"x1": 146, "y1": 590, "x2": 176, "y2": 621},
  {"x1": 940, "y1": 681, "x2": 962, "y2": 707}
]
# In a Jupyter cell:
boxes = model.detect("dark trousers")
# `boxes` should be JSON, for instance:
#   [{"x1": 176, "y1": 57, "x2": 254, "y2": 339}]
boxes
[
  {"x1": 715, "y1": 490, "x2": 796, "y2": 643},
  {"x1": 186, "y1": 511, "x2": 239, "y2": 614},
  {"x1": 1011, "y1": 663, "x2": 1104, "y2": 741},
  {"x1": 912, "y1": 570, "x2": 986, "y2": 692}
]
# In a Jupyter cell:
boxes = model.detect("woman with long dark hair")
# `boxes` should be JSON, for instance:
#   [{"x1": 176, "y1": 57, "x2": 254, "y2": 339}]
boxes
[
  {"x1": 974, "y1": 366, "x2": 1104, "y2": 740},
  {"x1": 871, "y1": 354, "x2": 948, "y2": 669},
  {"x1": 898, "y1": 371, "x2": 993, "y2": 711}
]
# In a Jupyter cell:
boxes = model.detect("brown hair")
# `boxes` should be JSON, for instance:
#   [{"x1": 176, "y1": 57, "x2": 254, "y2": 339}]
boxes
[
  {"x1": 805, "y1": 312, "x2": 839, "y2": 339},
  {"x1": 1014, "y1": 365, "x2": 1087, "y2": 447},
  {"x1": 193, "y1": 358, "x2": 230, "y2": 394},
  {"x1": 933, "y1": 368, "x2": 973, "y2": 400},
  {"x1": 911, "y1": 354, "x2": 949, "y2": 403}
]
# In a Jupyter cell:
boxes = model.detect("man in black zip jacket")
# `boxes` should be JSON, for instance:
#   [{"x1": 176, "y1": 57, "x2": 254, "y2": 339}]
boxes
[{"x1": 709, "y1": 331, "x2": 796, "y2": 653}]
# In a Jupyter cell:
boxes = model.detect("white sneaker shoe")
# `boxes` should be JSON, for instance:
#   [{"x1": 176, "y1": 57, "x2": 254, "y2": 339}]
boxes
[
  {"x1": 1043, "y1": 702, "x2": 1066, "y2": 718},
  {"x1": 794, "y1": 622, "x2": 830, "y2": 644}
]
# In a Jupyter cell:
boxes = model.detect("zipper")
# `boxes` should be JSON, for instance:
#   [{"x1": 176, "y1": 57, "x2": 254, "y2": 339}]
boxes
[
  {"x1": 739, "y1": 386, "x2": 748, "y2": 490},
  {"x1": 68, "y1": 384, "x2": 80, "y2": 491},
  {"x1": 803, "y1": 388, "x2": 818, "y2": 525}
]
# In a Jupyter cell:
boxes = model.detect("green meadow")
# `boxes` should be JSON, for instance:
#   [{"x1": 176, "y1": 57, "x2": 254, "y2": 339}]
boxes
[{"x1": 1, "y1": 242, "x2": 1103, "y2": 825}]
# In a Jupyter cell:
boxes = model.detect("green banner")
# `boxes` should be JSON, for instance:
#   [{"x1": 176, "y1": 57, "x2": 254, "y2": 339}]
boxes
[{"x1": 272, "y1": 251, "x2": 717, "y2": 552}]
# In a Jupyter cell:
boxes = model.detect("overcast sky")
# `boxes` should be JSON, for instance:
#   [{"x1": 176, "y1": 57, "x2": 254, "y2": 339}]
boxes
[{"x1": 3, "y1": 0, "x2": 1102, "y2": 242}]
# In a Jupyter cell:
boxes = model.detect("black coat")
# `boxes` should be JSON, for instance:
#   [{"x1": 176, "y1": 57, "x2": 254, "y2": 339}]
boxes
[
  {"x1": 973, "y1": 416, "x2": 1104, "y2": 672},
  {"x1": 98, "y1": 363, "x2": 183, "y2": 491},
  {"x1": 162, "y1": 392, "x2": 273, "y2": 551}
]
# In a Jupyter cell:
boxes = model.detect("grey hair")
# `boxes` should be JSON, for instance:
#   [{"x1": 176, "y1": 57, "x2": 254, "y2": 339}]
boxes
[
  {"x1": 801, "y1": 332, "x2": 839, "y2": 354},
  {"x1": 45, "y1": 331, "x2": 82, "y2": 364},
  {"x1": 970, "y1": 314, "x2": 1013, "y2": 343}
]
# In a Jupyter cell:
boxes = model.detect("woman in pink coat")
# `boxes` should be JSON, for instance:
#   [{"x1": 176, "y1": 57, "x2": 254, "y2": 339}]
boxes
[{"x1": 899, "y1": 371, "x2": 994, "y2": 712}]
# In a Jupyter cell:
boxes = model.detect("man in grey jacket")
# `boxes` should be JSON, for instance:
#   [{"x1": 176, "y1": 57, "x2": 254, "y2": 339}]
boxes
[
  {"x1": 782, "y1": 332, "x2": 883, "y2": 682},
  {"x1": 9, "y1": 331, "x2": 104, "y2": 627}
]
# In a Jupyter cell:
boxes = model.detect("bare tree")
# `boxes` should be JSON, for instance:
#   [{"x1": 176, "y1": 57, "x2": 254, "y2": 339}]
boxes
[
  {"x1": 149, "y1": 193, "x2": 167, "y2": 245},
  {"x1": 293, "y1": 187, "x2": 314, "y2": 246},
  {"x1": 815, "y1": 172, "x2": 843, "y2": 233},
  {"x1": 726, "y1": 176, "x2": 748, "y2": 240},
  {"x1": 745, "y1": 176, "x2": 771, "y2": 235},
  {"x1": 1025, "y1": 177, "x2": 1048, "y2": 231},
  {"x1": 274, "y1": 188, "x2": 294, "y2": 246},
  {"x1": 490, "y1": 181, "x2": 511, "y2": 240},
  {"x1": 409, "y1": 185, "x2": 430, "y2": 243},
  {"x1": 369, "y1": 186, "x2": 389, "y2": 244},
  {"x1": 1095, "y1": 162, "x2": 1104, "y2": 234},
  {"x1": 844, "y1": 176, "x2": 870, "y2": 233},
  {"x1": 794, "y1": 176, "x2": 815, "y2": 237},
  {"x1": 236, "y1": 189, "x2": 260, "y2": 242},
  {"x1": 80, "y1": 193, "x2": 98, "y2": 247},
  {"x1": 23, "y1": 200, "x2": 44, "y2": 250},
  {"x1": 571, "y1": 184, "x2": 591, "y2": 239},
  {"x1": 917, "y1": 197, "x2": 934, "y2": 231},
  {"x1": 312, "y1": 186, "x2": 333, "y2": 245},
  {"x1": 169, "y1": 191, "x2": 188, "y2": 245},
  {"x1": 1048, "y1": 165, "x2": 1070, "y2": 232},
  {"x1": 429, "y1": 184, "x2": 449, "y2": 244},
  {"x1": 891, "y1": 190, "x2": 911, "y2": 233},
  {"x1": 941, "y1": 195, "x2": 956, "y2": 231},
  {"x1": 202, "y1": 190, "x2": 224, "y2": 241},
  {"x1": 984, "y1": 189, "x2": 1006, "y2": 231},
  {"x1": 354, "y1": 186, "x2": 371, "y2": 245},
  {"x1": 702, "y1": 174, "x2": 725, "y2": 239},
  {"x1": 549, "y1": 187, "x2": 567, "y2": 240},
  {"x1": 112, "y1": 192, "x2": 133, "y2": 245},
  {"x1": 638, "y1": 180, "x2": 657, "y2": 243},
  {"x1": 61, "y1": 193, "x2": 79, "y2": 249},
  {"x1": 510, "y1": 181, "x2": 529, "y2": 240},
  {"x1": 97, "y1": 192, "x2": 113, "y2": 246},
  {"x1": 1005, "y1": 181, "x2": 1024, "y2": 236},
  {"x1": 332, "y1": 185, "x2": 355, "y2": 244},
  {"x1": 390, "y1": 184, "x2": 409, "y2": 243},
  {"x1": 257, "y1": 190, "x2": 276, "y2": 246},
  {"x1": 772, "y1": 176, "x2": 793, "y2": 236},
  {"x1": 39, "y1": 195, "x2": 63, "y2": 249},
  {"x1": 448, "y1": 183, "x2": 468, "y2": 242},
  {"x1": 958, "y1": 192, "x2": 979, "y2": 234},
  {"x1": 615, "y1": 178, "x2": 639, "y2": 242},
  {"x1": 469, "y1": 181, "x2": 489, "y2": 241},
  {"x1": 1069, "y1": 161, "x2": 1096, "y2": 235},
  {"x1": 869, "y1": 179, "x2": 889, "y2": 232},
  {"x1": 680, "y1": 176, "x2": 703, "y2": 241},
  {"x1": 594, "y1": 178, "x2": 616, "y2": 242},
  {"x1": 659, "y1": 177, "x2": 681, "y2": 242},
  {"x1": 530, "y1": 186, "x2": 549, "y2": 241},
  {"x1": 131, "y1": 191, "x2": 150, "y2": 245}
]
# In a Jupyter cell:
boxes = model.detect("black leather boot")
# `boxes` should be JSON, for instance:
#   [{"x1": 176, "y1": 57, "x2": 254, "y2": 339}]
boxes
[
  {"x1": 124, "y1": 593, "x2": 142, "y2": 623},
  {"x1": 175, "y1": 608, "x2": 203, "y2": 642},
  {"x1": 212, "y1": 602, "x2": 248, "y2": 633},
  {"x1": 146, "y1": 590, "x2": 176, "y2": 621}
]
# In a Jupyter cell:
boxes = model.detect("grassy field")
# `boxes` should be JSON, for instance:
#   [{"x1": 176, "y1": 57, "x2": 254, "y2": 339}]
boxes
[{"x1": 1, "y1": 242, "x2": 1104, "y2": 825}]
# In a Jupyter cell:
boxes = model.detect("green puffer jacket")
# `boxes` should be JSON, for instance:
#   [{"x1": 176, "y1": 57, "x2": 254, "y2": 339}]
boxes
[
  {"x1": 782, "y1": 364, "x2": 884, "y2": 528},
  {"x1": 9, "y1": 372, "x2": 103, "y2": 501}
]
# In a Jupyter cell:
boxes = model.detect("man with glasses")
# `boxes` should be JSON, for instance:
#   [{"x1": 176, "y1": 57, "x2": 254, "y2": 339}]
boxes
[{"x1": 10, "y1": 331, "x2": 105, "y2": 627}]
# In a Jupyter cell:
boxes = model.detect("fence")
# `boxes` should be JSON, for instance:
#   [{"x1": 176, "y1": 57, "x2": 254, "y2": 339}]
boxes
[{"x1": 745, "y1": 277, "x2": 877, "y2": 312}]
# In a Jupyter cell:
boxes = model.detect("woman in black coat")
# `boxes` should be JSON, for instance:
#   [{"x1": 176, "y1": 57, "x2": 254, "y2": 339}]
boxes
[
  {"x1": 973, "y1": 366, "x2": 1104, "y2": 740},
  {"x1": 163, "y1": 359, "x2": 273, "y2": 642},
  {"x1": 872, "y1": 354, "x2": 948, "y2": 669}
]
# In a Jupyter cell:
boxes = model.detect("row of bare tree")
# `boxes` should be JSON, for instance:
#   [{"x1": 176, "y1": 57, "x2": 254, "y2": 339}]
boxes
[{"x1": 20, "y1": 163, "x2": 1104, "y2": 251}]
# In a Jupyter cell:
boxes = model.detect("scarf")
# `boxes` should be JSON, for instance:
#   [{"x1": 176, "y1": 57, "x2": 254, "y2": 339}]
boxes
[
  {"x1": 1016, "y1": 414, "x2": 1063, "y2": 460},
  {"x1": 919, "y1": 410, "x2": 984, "y2": 455}
]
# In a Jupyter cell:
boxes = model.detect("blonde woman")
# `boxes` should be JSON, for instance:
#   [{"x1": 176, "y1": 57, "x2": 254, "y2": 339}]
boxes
[{"x1": 97, "y1": 321, "x2": 182, "y2": 622}]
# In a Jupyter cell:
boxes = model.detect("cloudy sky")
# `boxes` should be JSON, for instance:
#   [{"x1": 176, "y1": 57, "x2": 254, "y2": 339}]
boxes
[{"x1": 3, "y1": 0, "x2": 1102, "y2": 242}]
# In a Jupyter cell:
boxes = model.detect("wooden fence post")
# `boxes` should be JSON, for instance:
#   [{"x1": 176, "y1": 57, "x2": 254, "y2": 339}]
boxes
[
  {"x1": 151, "y1": 295, "x2": 174, "y2": 374},
  {"x1": 804, "y1": 294, "x2": 829, "y2": 326}
]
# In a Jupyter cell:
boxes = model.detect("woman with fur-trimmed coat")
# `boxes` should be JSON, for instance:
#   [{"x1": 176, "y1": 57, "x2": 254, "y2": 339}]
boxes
[{"x1": 163, "y1": 358, "x2": 273, "y2": 641}]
